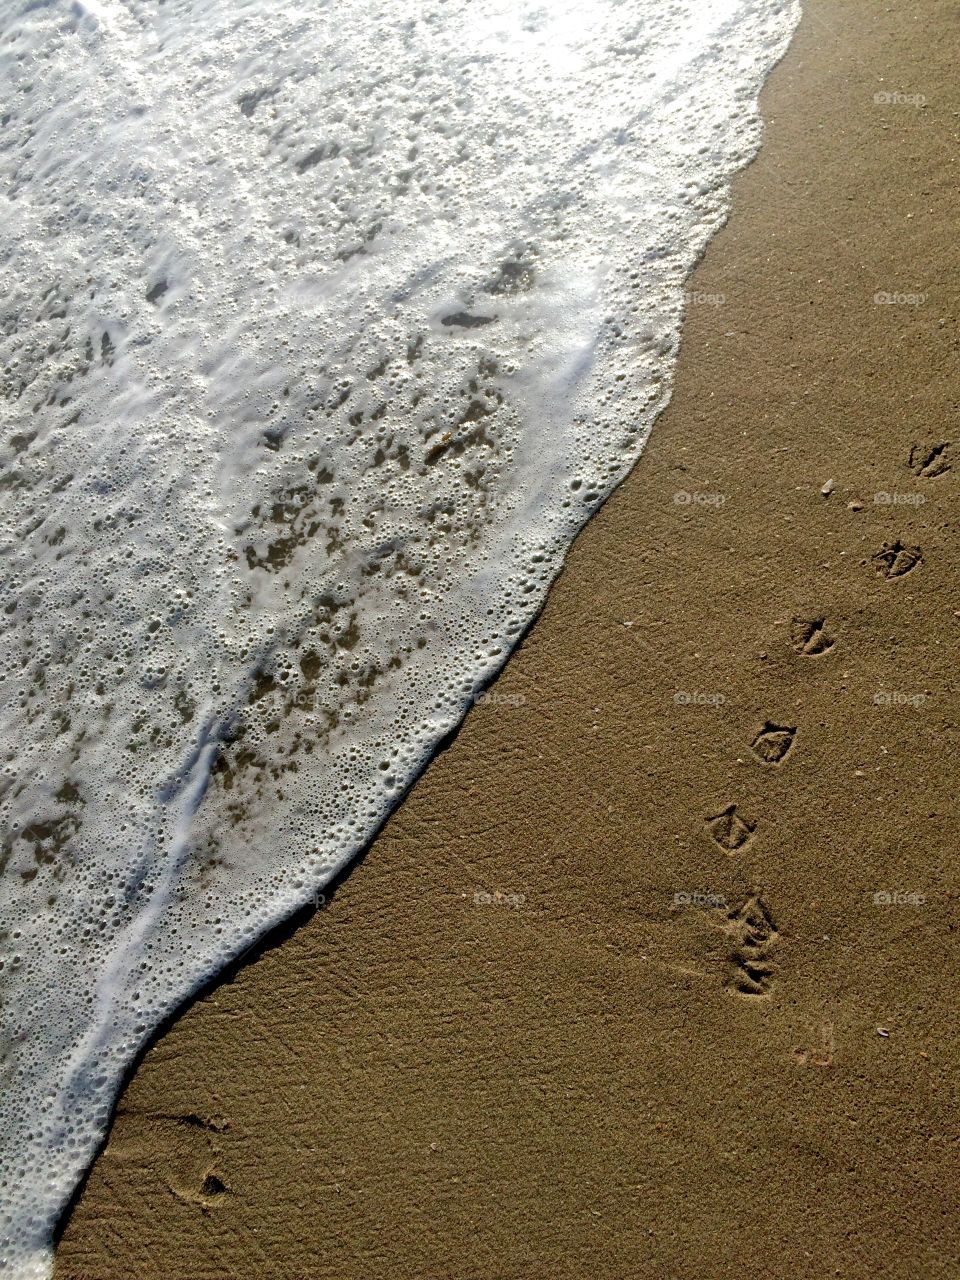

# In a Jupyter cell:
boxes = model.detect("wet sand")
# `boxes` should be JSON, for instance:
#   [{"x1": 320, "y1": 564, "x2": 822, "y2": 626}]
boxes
[{"x1": 55, "y1": 1, "x2": 960, "y2": 1277}]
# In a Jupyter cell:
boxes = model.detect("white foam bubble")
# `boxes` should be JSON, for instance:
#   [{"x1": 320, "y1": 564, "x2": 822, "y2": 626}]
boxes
[{"x1": 0, "y1": 0, "x2": 799, "y2": 1272}]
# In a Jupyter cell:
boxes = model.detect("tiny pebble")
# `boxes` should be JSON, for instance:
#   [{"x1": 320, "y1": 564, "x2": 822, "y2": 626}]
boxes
[
  {"x1": 877, "y1": 1027, "x2": 890, "y2": 1038},
  {"x1": 821, "y1": 479, "x2": 835, "y2": 496}
]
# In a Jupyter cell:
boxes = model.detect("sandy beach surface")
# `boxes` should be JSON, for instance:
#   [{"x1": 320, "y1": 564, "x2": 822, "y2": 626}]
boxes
[{"x1": 55, "y1": 2, "x2": 959, "y2": 1277}]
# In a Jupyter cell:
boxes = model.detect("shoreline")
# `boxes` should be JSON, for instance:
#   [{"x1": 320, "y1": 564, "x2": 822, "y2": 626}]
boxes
[{"x1": 56, "y1": 2, "x2": 960, "y2": 1277}]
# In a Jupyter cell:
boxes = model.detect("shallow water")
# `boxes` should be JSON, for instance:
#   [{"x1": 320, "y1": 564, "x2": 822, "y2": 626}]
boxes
[{"x1": 0, "y1": 0, "x2": 799, "y2": 1273}]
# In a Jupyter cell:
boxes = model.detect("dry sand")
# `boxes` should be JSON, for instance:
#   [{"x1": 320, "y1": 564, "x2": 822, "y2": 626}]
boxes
[{"x1": 55, "y1": 1, "x2": 959, "y2": 1277}]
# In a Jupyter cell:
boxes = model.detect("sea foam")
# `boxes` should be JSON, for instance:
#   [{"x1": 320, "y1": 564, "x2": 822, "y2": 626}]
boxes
[{"x1": 0, "y1": 0, "x2": 799, "y2": 1272}]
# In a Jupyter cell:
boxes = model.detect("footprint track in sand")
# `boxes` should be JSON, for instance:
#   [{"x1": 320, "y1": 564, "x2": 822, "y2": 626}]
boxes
[
  {"x1": 726, "y1": 895, "x2": 778, "y2": 997},
  {"x1": 908, "y1": 441, "x2": 951, "y2": 478},
  {"x1": 130, "y1": 1109, "x2": 234, "y2": 1213},
  {"x1": 873, "y1": 540, "x2": 922, "y2": 580},
  {"x1": 705, "y1": 804, "x2": 756, "y2": 853},
  {"x1": 199, "y1": 1172, "x2": 231, "y2": 1203},
  {"x1": 751, "y1": 721, "x2": 796, "y2": 765},
  {"x1": 790, "y1": 616, "x2": 835, "y2": 656},
  {"x1": 170, "y1": 1165, "x2": 233, "y2": 1212}
]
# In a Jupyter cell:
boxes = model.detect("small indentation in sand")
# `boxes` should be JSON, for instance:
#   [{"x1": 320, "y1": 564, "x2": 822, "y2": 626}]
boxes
[
  {"x1": 751, "y1": 721, "x2": 796, "y2": 765},
  {"x1": 908, "y1": 440, "x2": 951, "y2": 478},
  {"x1": 873, "y1": 540, "x2": 922, "y2": 579},
  {"x1": 726, "y1": 895, "x2": 778, "y2": 997},
  {"x1": 704, "y1": 804, "x2": 756, "y2": 853},
  {"x1": 790, "y1": 615, "x2": 835, "y2": 656}
]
